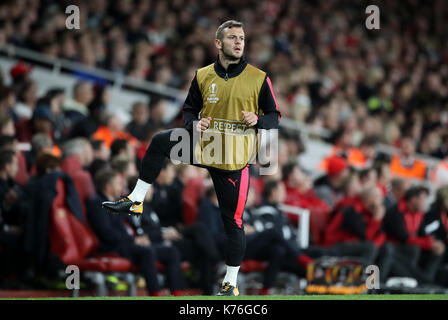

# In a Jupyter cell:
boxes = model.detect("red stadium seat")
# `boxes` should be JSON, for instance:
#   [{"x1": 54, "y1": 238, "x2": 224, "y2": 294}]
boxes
[
  {"x1": 61, "y1": 156, "x2": 96, "y2": 222},
  {"x1": 154, "y1": 261, "x2": 191, "y2": 273},
  {"x1": 48, "y1": 179, "x2": 131, "y2": 272},
  {"x1": 182, "y1": 177, "x2": 206, "y2": 225},
  {"x1": 240, "y1": 259, "x2": 268, "y2": 273}
]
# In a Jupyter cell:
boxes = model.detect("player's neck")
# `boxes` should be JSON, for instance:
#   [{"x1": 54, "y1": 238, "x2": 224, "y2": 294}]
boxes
[{"x1": 218, "y1": 53, "x2": 240, "y2": 70}]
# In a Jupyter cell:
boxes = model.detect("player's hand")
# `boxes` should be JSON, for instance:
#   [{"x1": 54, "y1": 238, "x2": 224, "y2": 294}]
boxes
[
  {"x1": 241, "y1": 111, "x2": 258, "y2": 127},
  {"x1": 162, "y1": 227, "x2": 183, "y2": 241},
  {"x1": 135, "y1": 235, "x2": 151, "y2": 247},
  {"x1": 244, "y1": 224, "x2": 256, "y2": 235},
  {"x1": 432, "y1": 239, "x2": 445, "y2": 255},
  {"x1": 196, "y1": 117, "x2": 212, "y2": 132}
]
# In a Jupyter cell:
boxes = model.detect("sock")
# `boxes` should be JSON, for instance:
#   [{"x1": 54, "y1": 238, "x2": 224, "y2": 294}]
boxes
[
  {"x1": 222, "y1": 265, "x2": 240, "y2": 287},
  {"x1": 128, "y1": 179, "x2": 151, "y2": 203}
]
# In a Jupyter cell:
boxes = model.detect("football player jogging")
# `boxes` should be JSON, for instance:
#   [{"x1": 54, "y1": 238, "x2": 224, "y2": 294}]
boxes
[{"x1": 103, "y1": 20, "x2": 281, "y2": 296}]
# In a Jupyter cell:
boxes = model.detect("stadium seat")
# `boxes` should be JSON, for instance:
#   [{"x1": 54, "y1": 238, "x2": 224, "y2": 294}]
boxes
[
  {"x1": 182, "y1": 177, "x2": 206, "y2": 225},
  {"x1": 154, "y1": 261, "x2": 191, "y2": 273},
  {"x1": 240, "y1": 259, "x2": 268, "y2": 273},
  {"x1": 48, "y1": 179, "x2": 133, "y2": 294},
  {"x1": 61, "y1": 156, "x2": 96, "y2": 222}
]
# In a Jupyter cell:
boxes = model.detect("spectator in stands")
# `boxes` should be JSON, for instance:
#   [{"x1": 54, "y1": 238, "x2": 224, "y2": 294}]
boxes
[
  {"x1": 321, "y1": 127, "x2": 367, "y2": 170},
  {"x1": 314, "y1": 156, "x2": 350, "y2": 208},
  {"x1": 375, "y1": 160, "x2": 392, "y2": 197},
  {"x1": 151, "y1": 161, "x2": 184, "y2": 228},
  {"x1": 147, "y1": 97, "x2": 167, "y2": 128},
  {"x1": 250, "y1": 180, "x2": 313, "y2": 282},
  {"x1": 384, "y1": 186, "x2": 445, "y2": 284},
  {"x1": 323, "y1": 187, "x2": 394, "y2": 282},
  {"x1": 331, "y1": 170, "x2": 363, "y2": 218},
  {"x1": 61, "y1": 138, "x2": 95, "y2": 218},
  {"x1": 92, "y1": 113, "x2": 137, "y2": 148},
  {"x1": 0, "y1": 86, "x2": 16, "y2": 118},
  {"x1": 21, "y1": 153, "x2": 68, "y2": 276},
  {"x1": 0, "y1": 150, "x2": 25, "y2": 226},
  {"x1": 26, "y1": 133, "x2": 61, "y2": 170},
  {"x1": 430, "y1": 154, "x2": 448, "y2": 189},
  {"x1": 359, "y1": 166, "x2": 378, "y2": 190},
  {"x1": 63, "y1": 81, "x2": 94, "y2": 126},
  {"x1": 0, "y1": 149, "x2": 27, "y2": 287},
  {"x1": 0, "y1": 114, "x2": 16, "y2": 137},
  {"x1": 421, "y1": 186, "x2": 448, "y2": 286},
  {"x1": 384, "y1": 178, "x2": 410, "y2": 210},
  {"x1": 151, "y1": 161, "x2": 220, "y2": 295},
  {"x1": 110, "y1": 138, "x2": 136, "y2": 160},
  {"x1": 15, "y1": 104, "x2": 55, "y2": 143},
  {"x1": 89, "y1": 139, "x2": 111, "y2": 179},
  {"x1": 0, "y1": 135, "x2": 28, "y2": 186},
  {"x1": 389, "y1": 136, "x2": 427, "y2": 181},
  {"x1": 9, "y1": 62, "x2": 33, "y2": 97},
  {"x1": 281, "y1": 161, "x2": 330, "y2": 245},
  {"x1": 359, "y1": 137, "x2": 378, "y2": 168},
  {"x1": 111, "y1": 155, "x2": 138, "y2": 195},
  {"x1": 91, "y1": 139, "x2": 110, "y2": 161},
  {"x1": 70, "y1": 85, "x2": 109, "y2": 139},
  {"x1": 41, "y1": 88, "x2": 68, "y2": 142},
  {"x1": 88, "y1": 168, "x2": 182, "y2": 296},
  {"x1": 126, "y1": 102, "x2": 150, "y2": 141},
  {"x1": 13, "y1": 79, "x2": 38, "y2": 121}
]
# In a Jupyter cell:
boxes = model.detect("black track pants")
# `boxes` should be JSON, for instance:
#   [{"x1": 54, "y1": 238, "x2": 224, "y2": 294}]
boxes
[{"x1": 139, "y1": 128, "x2": 250, "y2": 266}]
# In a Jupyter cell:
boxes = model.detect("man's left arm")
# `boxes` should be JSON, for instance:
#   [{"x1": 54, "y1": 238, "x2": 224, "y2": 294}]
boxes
[{"x1": 256, "y1": 75, "x2": 281, "y2": 129}]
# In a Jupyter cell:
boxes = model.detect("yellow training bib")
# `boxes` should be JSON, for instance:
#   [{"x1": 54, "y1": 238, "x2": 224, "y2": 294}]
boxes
[{"x1": 193, "y1": 63, "x2": 266, "y2": 171}]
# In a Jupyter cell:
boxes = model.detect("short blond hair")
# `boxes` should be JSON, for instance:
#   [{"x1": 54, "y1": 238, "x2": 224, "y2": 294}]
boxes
[{"x1": 215, "y1": 20, "x2": 244, "y2": 41}]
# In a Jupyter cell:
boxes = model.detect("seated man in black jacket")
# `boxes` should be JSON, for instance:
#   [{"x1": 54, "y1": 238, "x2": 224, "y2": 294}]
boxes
[
  {"x1": 383, "y1": 186, "x2": 445, "y2": 284},
  {"x1": 87, "y1": 169, "x2": 185, "y2": 296},
  {"x1": 150, "y1": 162, "x2": 220, "y2": 295},
  {"x1": 419, "y1": 186, "x2": 448, "y2": 285},
  {"x1": 0, "y1": 150, "x2": 27, "y2": 286},
  {"x1": 251, "y1": 180, "x2": 314, "y2": 278}
]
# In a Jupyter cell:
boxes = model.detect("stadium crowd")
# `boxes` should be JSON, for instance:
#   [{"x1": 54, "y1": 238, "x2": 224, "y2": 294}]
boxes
[{"x1": 0, "y1": 0, "x2": 448, "y2": 295}]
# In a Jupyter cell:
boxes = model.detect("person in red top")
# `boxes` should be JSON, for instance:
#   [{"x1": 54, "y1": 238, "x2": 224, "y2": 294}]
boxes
[
  {"x1": 314, "y1": 156, "x2": 351, "y2": 208},
  {"x1": 323, "y1": 186, "x2": 394, "y2": 282},
  {"x1": 332, "y1": 170, "x2": 363, "y2": 217},
  {"x1": 383, "y1": 186, "x2": 445, "y2": 284},
  {"x1": 281, "y1": 162, "x2": 330, "y2": 245}
]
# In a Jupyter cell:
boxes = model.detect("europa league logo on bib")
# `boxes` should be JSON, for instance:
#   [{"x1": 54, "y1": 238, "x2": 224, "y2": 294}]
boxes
[{"x1": 207, "y1": 83, "x2": 220, "y2": 104}]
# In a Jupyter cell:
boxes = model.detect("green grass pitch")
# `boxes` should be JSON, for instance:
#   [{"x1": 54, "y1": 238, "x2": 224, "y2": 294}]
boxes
[{"x1": 2, "y1": 294, "x2": 448, "y2": 300}]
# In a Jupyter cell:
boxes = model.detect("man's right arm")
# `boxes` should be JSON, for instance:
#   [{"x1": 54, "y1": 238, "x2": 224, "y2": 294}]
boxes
[{"x1": 182, "y1": 72, "x2": 203, "y2": 132}]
